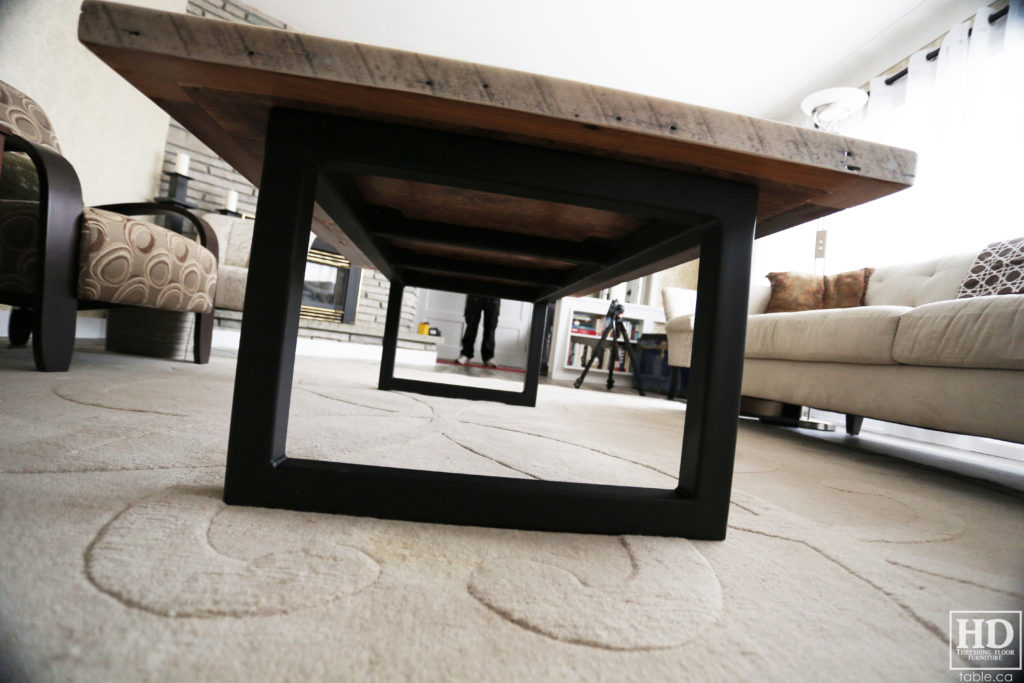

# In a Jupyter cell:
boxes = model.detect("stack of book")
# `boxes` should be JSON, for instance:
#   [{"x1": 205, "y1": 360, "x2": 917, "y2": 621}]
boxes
[{"x1": 570, "y1": 316, "x2": 598, "y2": 335}]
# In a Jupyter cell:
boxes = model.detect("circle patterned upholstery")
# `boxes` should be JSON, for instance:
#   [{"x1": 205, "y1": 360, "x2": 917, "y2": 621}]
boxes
[
  {"x1": 0, "y1": 80, "x2": 61, "y2": 154},
  {"x1": 78, "y1": 208, "x2": 218, "y2": 314}
]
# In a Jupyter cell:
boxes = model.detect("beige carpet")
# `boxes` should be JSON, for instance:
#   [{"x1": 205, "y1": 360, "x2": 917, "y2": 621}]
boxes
[{"x1": 1, "y1": 346, "x2": 1022, "y2": 681}]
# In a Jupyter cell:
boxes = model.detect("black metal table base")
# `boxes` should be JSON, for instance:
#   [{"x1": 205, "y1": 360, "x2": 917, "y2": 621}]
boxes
[{"x1": 224, "y1": 109, "x2": 757, "y2": 540}]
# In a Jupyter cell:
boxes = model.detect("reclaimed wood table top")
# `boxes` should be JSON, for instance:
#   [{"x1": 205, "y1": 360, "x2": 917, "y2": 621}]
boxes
[{"x1": 79, "y1": 0, "x2": 915, "y2": 276}]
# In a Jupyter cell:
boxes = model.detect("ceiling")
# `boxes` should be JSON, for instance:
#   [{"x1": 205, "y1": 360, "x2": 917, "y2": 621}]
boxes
[{"x1": 247, "y1": 0, "x2": 989, "y2": 123}]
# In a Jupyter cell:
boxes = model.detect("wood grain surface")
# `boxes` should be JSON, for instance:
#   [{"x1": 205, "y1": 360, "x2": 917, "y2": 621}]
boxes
[{"x1": 79, "y1": 0, "x2": 916, "y2": 275}]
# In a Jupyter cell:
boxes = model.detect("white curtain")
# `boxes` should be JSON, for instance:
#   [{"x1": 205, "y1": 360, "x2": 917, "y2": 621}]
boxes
[{"x1": 757, "y1": 2, "x2": 1024, "y2": 277}]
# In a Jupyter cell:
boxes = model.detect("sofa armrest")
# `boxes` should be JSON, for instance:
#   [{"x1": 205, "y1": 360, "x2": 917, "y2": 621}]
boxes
[
  {"x1": 662, "y1": 287, "x2": 697, "y2": 323},
  {"x1": 661, "y1": 287, "x2": 697, "y2": 367},
  {"x1": 664, "y1": 282, "x2": 770, "y2": 331},
  {"x1": 749, "y1": 282, "x2": 771, "y2": 315}
]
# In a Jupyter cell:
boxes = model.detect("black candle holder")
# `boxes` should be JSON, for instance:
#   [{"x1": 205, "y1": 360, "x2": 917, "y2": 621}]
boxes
[{"x1": 154, "y1": 171, "x2": 197, "y2": 233}]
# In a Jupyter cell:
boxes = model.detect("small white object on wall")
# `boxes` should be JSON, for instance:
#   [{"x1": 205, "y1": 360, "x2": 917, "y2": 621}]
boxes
[
  {"x1": 174, "y1": 152, "x2": 190, "y2": 176},
  {"x1": 225, "y1": 190, "x2": 238, "y2": 212}
]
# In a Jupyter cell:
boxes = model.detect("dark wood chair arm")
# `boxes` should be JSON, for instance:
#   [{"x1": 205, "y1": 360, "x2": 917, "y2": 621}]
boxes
[
  {"x1": 93, "y1": 202, "x2": 220, "y2": 262},
  {"x1": 4, "y1": 133, "x2": 85, "y2": 301}
]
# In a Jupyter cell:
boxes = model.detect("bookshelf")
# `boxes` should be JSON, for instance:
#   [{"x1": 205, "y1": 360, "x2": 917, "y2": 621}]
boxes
[{"x1": 548, "y1": 296, "x2": 666, "y2": 386}]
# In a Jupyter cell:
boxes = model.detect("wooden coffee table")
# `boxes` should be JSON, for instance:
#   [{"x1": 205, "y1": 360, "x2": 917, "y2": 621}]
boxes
[{"x1": 79, "y1": 0, "x2": 915, "y2": 538}]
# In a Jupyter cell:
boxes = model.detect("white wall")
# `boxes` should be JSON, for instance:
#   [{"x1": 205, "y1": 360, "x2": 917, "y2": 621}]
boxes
[{"x1": 0, "y1": 0, "x2": 186, "y2": 205}]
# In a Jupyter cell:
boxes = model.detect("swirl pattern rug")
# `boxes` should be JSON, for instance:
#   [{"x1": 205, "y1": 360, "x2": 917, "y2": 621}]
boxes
[{"x1": 0, "y1": 346, "x2": 1022, "y2": 681}]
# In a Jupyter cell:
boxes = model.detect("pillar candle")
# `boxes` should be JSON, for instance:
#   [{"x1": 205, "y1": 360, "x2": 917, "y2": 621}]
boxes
[{"x1": 174, "y1": 152, "x2": 190, "y2": 176}]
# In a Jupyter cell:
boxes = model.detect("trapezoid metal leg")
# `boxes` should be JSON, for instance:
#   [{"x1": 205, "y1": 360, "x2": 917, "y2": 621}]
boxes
[
  {"x1": 377, "y1": 279, "x2": 404, "y2": 392},
  {"x1": 378, "y1": 292, "x2": 543, "y2": 408},
  {"x1": 224, "y1": 110, "x2": 317, "y2": 501},
  {"x1": 676, "y1": 197, "x2": 757, "y2": 538},
  {"x1": 221, "y1": 107, "x2": 761, "y2": 539}
]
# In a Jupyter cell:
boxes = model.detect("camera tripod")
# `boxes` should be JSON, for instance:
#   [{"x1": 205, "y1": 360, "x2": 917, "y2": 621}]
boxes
[{"x1": 572, "y1": 300, "x2": 645, "y2": 395}]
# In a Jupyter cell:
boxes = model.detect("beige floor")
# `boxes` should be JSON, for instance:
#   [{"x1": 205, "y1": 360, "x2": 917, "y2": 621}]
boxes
[{"x1": 1, "y1": 345, "x2": 1022, "y2": 681}]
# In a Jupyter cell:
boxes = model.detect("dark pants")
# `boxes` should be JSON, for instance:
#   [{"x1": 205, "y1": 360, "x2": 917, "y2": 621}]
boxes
[{"x1": 461, "y1": 295, "x2": 500, "y2": 362}]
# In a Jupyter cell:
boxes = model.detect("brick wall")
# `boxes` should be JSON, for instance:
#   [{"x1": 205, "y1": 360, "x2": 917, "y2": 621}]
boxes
[
  {"x1": 186, "y1": 0, "x2": 289, "y2": 27},
  {"x1": 355, "y1": 270, "x2": 418, "y2": 330},
  {"x1": 159, "y1": 122, "x2": 261, "y2": 217},
  {"x1": 157, "y1": 0, "x2": 289, "y2": 217},
  {"x1": 159, "y1": 0, "x2": 418, "y2": 337}
]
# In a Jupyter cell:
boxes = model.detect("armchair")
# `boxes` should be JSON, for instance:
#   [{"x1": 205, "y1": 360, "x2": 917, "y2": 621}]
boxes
[{"x1": 0, "y1": 79, "x2": 218, "y2": 371}]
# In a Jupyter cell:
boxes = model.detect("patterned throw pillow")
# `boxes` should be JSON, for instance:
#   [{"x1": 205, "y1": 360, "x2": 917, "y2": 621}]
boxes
[
  {"x1": 823, "y1": 267, "x2": 874, "y2": 308},
  {"x1": 957, "y1": 238, "x2": 1024, "y2": 298},
  {"x1": 765, "y1": 271, "x2": 824, "y2": 312}
]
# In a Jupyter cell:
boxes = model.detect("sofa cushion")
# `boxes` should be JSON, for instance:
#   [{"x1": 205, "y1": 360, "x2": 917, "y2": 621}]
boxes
[
  {"x1": 746, "y1": 305, "x2": 912, "y2": 364},
  {"x1": 78, "y1": 208, "x2": 217, "y2": 314},
  {"x1": 957, "y1": 237, "x2": 1024, "y2": 298},
  {"x1": 765, "y1": 271, "x2": 823, "y2": 312},
  {"x1": 865, "y1": 251, "x2": 975, "y2": 307},
  {"x1": 892, "y1": 294, "x2": 1024, "y2": 370}
]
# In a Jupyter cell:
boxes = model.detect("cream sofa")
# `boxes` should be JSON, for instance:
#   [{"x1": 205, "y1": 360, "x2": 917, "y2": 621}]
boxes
[{"x1": 663, "y1": 249, "x2": 1024, "y2": 444}]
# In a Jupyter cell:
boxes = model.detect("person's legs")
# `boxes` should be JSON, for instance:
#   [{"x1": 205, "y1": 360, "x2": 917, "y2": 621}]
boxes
[
  {"x1": 460, "y1": 295, "x2": 484, "y2": 360},
  {"x1": 480, "y1": 297, "x2": 500, "y2": 363}
]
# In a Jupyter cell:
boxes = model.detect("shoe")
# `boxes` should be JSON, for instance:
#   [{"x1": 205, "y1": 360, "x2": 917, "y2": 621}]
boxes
[
  {"x1": 455, "y1": 355, "x2": 470, "y2": 365},
  {"x1": 483, "y1": 360, "x2": 497, "y2": 368}
]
